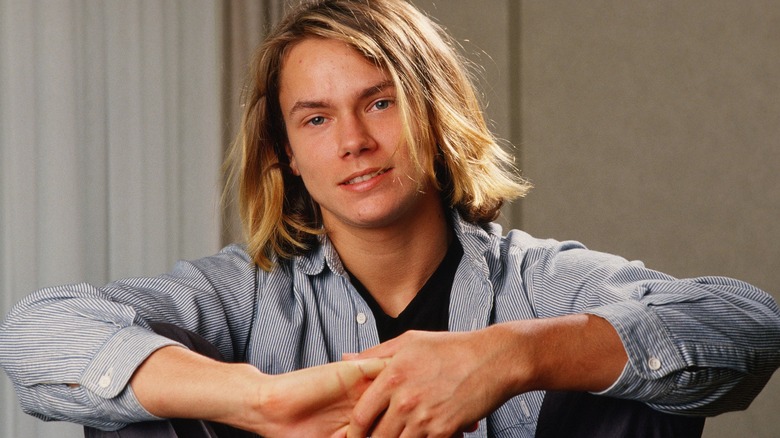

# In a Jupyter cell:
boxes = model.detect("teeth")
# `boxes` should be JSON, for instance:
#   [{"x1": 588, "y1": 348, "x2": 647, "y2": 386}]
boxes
[{"x1": 345, "y1": 169, "x2": 387, "y2": 185}]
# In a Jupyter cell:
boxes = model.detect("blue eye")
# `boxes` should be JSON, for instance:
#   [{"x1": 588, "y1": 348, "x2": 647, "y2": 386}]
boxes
[
  {"x1": 308, "y1": 116, "x2": 325, "y2": 126},
  {"x1": 373, "y1": 99, "x2": 391, "y2": 110}
]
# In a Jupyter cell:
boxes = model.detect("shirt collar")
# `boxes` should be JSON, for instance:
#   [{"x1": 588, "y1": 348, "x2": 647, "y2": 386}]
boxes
[
  {"x1": 292, "y1": 235, "x2": 336, "y2": 276},
  {"x1": 292, "y1": 210, "x2": 499, "y2": 277}
]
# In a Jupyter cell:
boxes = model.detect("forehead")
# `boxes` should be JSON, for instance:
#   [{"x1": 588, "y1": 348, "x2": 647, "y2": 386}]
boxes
[{"x1": 279, "y1": 38, "x2": 388, "y2": 97}]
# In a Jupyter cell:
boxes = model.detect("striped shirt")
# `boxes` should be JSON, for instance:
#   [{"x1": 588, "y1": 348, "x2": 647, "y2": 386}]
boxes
[{"x1": 1, "y1": 214, "x2": 779, "y2": 436}]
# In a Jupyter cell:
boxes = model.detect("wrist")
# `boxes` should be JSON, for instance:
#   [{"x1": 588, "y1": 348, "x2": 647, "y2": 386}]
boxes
[
  {"x1": 481, "y1": 322, "x2": 547, "y2": 395},
  {"x1": 211, "y1": 362, "x2": 270, "y2": 432}
]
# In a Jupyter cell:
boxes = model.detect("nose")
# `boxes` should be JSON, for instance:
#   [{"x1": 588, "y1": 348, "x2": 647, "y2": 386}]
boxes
[{"x1": 337, "y1": 114, "x2": 376, "y2": 158}]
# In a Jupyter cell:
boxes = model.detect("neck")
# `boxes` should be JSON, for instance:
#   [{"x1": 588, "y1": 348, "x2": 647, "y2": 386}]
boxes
[{"x1": 326, "y1": 196, "x2": 451, "y2": 317}]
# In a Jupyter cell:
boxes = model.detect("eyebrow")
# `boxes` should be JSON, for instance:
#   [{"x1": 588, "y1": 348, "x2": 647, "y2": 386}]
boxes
[{"x1": 287, "y1": 80, "x2": 395, "y2": 119}]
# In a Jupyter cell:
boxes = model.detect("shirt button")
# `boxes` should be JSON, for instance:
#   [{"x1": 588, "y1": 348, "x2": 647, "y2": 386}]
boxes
[
  {"x1": 98, "y1": 375, "x2": 112, "y2": 388},
  {"x1": 356, "y1": 312, "x2": 367, "y2": 325},
  {"x1": 648, "y1": 357, "x2": 662, "y2": 371}
]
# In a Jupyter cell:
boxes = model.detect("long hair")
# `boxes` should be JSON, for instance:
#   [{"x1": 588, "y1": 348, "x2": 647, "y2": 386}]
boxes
[{"x1": 225, "y1": 0, "x2": 532, "y2": 270}]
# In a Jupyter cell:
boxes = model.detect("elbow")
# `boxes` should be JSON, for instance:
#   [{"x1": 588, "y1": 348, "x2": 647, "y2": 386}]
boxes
[{"x1": 651, "y1": 363, "x2": 779, "y2": 416}]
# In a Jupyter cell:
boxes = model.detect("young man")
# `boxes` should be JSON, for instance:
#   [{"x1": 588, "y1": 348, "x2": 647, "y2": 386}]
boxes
[{"x1": 2, "y1": 1, "x2": 779, "y2": 437}]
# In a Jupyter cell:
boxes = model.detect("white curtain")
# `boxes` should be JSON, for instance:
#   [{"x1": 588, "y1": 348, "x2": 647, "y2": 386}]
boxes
[
  {"x1": 0, "y1": 1, "x2": 224, "y2": 436},
  {"x1": 2, "y1": 0, "x2": 513, "y2": 436}
]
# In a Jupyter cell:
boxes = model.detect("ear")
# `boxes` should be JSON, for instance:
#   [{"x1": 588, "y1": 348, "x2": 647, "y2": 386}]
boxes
[{"x1": 286, "y1": 144, "x2": 300, "y2": 176}]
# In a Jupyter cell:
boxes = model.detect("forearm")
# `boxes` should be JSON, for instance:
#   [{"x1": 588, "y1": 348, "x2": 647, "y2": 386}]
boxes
[
  {"x1": 131, "y1": 345, "x2": 388, "y2": 437},
  {"x1": 130, "y1": 345, "x2": 265, "y2": 431},
  {"x1": 495, "y1": 314, "x2": 628, "y2": 394}
]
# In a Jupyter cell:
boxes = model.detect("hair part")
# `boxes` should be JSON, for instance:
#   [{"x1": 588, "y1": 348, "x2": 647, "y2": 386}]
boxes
[{"x1": 224, "y1": 0, "x2": 532, "y2": 270}]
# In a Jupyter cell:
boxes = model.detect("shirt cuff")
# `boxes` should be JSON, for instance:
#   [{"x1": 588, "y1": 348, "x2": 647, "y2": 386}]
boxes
[
  {"x1": 80, "y1": 325, "x2": 182, "y2": 399},
  {"x1": 586, "y1": 300, "x2": 688, "y2": 400}
]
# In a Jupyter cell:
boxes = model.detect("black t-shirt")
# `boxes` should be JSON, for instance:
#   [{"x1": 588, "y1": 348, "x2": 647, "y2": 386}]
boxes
[{"x1": 349, "y1": 238, "x2": 463, "y2": 342}]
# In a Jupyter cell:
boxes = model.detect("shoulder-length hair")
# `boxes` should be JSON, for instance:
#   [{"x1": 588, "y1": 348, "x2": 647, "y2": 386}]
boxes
[{"x1": 225, "y1": 0, "x2": 532, "y2": 270}]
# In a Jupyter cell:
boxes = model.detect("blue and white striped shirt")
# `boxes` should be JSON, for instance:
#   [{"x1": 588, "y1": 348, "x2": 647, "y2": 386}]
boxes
[{"x1": 1, "y1": 214, "x2": 779, "y2": 436}]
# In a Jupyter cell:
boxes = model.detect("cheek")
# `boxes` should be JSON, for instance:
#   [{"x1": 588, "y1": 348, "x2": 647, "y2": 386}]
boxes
[
  {"x1": 289, "y1": 155, "x2": 325, "y2": 192},
  {"x1": 289, "y1": 151, "x2": 319, "y2": 178},
  {"x1": 397, "y1": 143, "x2": 426, "y2": 176}
]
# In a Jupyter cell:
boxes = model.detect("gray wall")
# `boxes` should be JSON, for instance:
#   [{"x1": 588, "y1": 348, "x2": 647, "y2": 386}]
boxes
[{"x1": 415, "y1": 1, "x2": 780, "y2": 437}]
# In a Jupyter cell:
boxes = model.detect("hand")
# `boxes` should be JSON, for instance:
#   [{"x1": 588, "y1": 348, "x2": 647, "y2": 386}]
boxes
[
  {"x1": 346, "y1": 329, "x2": 517, "y2": 438},
  {"x1": 255, "y1": 358, "x2": 390, "y2": 438},
  {"x1": 345, "y1": 315, "x2": 627, "y2": 438},
  {"x1": 132, "y1": 345, "x2": 388, "y2": 438}
]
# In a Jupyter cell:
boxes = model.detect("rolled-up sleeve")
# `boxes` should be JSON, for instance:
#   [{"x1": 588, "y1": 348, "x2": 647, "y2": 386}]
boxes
[
  {"x1": 0, "y1": 287, "x2": 177, "y2": 429},
  {"x1": 0, "y1": 244, "x2": 259, "y2": 430},
  {"x1": 520, "y1": 238, "x2": 780, "y2": 415}
]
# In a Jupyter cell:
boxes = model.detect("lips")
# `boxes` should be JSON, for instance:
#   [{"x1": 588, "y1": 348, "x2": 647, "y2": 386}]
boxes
[{"x1": 341, "y1": 168, "x2": 390, "y2": 185}]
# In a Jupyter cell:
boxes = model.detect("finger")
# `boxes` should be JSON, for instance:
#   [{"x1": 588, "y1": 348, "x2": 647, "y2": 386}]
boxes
[
  {"x1": 284, "y1": 359, "x2": 385, "y2": 399},
  {"x1": 342, "y1": 352, "x2": 359, "y2": 361},
  {"x1": 331, "y1": 358, "x2": 389, "y2": 402},
  {"x1": 355, "y1": 335, "x2": 404, "y2": 359},
  {"x1": 330, "y1": 424, "x2": 348, "y2": 438},
  {"x1": 346, "y1": 374, "x2": 393, "y2": 438},
  {"x1": 353, "y1": 358, "x2": 389, "y2": 380},
  {"x1": 372, "y1": 410, "x2": 407, "y2": 438},
  {"x1": 465, "y1": 421, "x2": 479, "y2": 432}
]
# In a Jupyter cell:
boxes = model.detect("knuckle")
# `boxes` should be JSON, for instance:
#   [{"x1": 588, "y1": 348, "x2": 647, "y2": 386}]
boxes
[
  {"x1": 396, "y1": 393, "x2": 421, "y2": 414},
  {"x1": 385, "y1": 371, "x2": 405, "y2": 387},
  {"x1": 410, "y1": 413, "x2": 456, "y2": 438},
  {"x1": 429, "y1": 421, "x2": 457, "y2": 438},
  {"x1": 350, "y1": 410, "x2": 371, "y2": 428}
]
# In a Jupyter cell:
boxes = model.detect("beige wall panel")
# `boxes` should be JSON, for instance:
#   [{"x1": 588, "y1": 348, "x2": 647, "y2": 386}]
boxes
[{"x1": 519, "y1": 1, "x2": 780, "y2": 437}]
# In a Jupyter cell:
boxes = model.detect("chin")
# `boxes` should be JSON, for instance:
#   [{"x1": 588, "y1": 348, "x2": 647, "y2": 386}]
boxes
[
  {"x1": 325, "y1": 207, "x2": 405, "y2": 230},
  {"x1": 321, "y1": 194, "x2": 426, "y2": 230}
]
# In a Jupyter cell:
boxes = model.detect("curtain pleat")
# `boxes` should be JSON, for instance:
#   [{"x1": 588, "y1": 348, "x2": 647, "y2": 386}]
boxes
[{"x1": 0, "y1": 0, "x2": 227, "y2": 436}]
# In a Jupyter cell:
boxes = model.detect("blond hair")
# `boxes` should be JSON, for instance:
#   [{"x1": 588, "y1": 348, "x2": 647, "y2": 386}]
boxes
[{"x1": 225, "y1": 0, "x2": 532, "y2": 270}]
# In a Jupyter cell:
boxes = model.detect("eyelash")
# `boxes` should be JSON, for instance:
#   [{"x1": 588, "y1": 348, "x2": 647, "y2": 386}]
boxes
[
  {"x1": 304, "y1": 98, "x2": 394, "y2": 126},
  {"x1": 307, "y1": 116, "x2": 326, "y2": 126},
  {"x1": 372, "y1": 99, "x2": 393, "y2": 111}
]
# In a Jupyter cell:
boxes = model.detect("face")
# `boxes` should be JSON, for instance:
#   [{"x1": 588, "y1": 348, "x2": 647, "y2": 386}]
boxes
[{"x1": 279, "y1": 37, "x2": 437, "y2": 232}]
